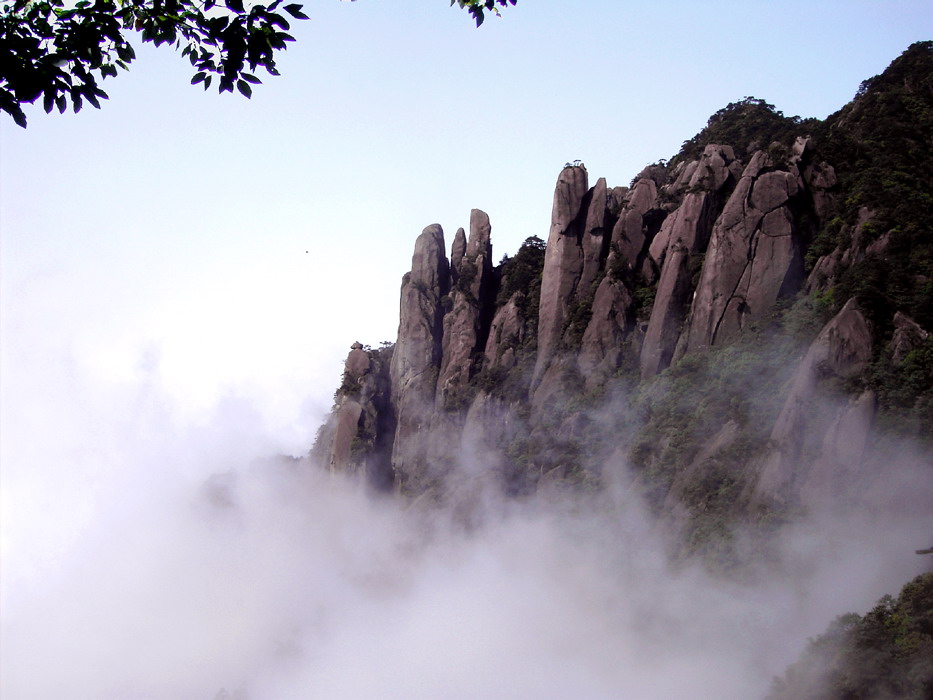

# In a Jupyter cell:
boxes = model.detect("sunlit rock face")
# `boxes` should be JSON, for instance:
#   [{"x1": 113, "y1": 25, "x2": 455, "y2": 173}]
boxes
[
  {"x1": 318, "y1": 44, "x2": 933, "y2": 542},
  {"x1": 313, "y1": 341, "x2": 394, "y2": 489},
  {"x1": 532, "y1": 165, "x2": 590, "y2": 391},
  {"x1": 639, "y1": 144, "x2": 738, "y2": 378},
  {"x1": 680, "y1": 150, "x2": 806, "y2": 355},
  {"x1": 388, "y1": 224, "x2": 449, "y2": 492},
  {"x1": 436, "y1": 209, "x2": 494, "y2": 410}
]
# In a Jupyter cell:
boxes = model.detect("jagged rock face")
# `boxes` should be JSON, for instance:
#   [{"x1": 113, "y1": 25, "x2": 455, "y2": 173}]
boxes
[
  {"x1": 793, "y1": 137, "x2": 837, "y2": 222},
  {"x1": 681, "y1": 151, "x2": 805, "y2": 353},
  {"x1": 578, "y1": 177, "x2": 610, "y2": 299},
  {"x1": 484, "y1": 294, "x2": 524, "y2": 372},
  {"x1": 748, "y1": 298, "x2": 873, "y2": 505},
  {"x1": 613, "y1": 177, "x2": 660, "y2": 273},
  {"x1": 532, "y1": 165, "x2": 590, "y2": 389},
  {"x1": 806, "y1": 207, "x2": 876, "y2": 293},
  {"x1": 578, "y1": 277, "x2": 633, "y2": 387},
  {"x1": 640, "y1": 244, "x2": 693, "y2": 379},
  {"x1": 389, "y1": 224, "x2": 450, "y2": 489},
  {"x1": 450, "y1": 226, "x2": 467, "y2": 286},
  {"x1": 891, "y1": 312, "x2": 929, "y2": 363},
  {"x1": 436, "y1": 210, "x2": 495, "y2": 408},
  {"x1": 638, "y1": 145, "x2": 736, "y2": 377},
  {"x1": 648, "y1": 145, "x2": 734, "y2": 270},
  {"x1": 318, "y1": 343, "x2": 394, "y2": 488}
]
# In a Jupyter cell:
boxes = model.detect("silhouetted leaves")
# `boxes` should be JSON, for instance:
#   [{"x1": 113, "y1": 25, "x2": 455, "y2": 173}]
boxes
[
  {"x1": 451, "y1": 0, "x2": 516, "y2": 27},
  {"x1": 1, "y1": 0, "x2": 519, "y2": 126}
]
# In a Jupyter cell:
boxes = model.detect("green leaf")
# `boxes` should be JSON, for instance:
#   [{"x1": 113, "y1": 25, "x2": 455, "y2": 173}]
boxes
[
  {"x1": 203, "y1": 75, "x2": 212, "y2": 90},
  {"x1": 225, "y1": 0, "x2": 244, "y2": 14},
  {"x1": 191, "y1": 71, "x2": 207, "y2": 84},
  {"x1": 56, "y1": 95, "x2": 66, "y2": 113},
  {"x1": 43, "y1": 92, "x2": 54, "y2": 113},
  {"x1": 236, "y1": 79, "x2": 252, "y2": 98},
  {"x1": 241, "y1": 73, "x2": 261, "y2": 84}
]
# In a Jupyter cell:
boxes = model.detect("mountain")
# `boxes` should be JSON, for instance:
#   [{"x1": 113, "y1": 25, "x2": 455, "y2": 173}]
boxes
[{"x1": 312, "y1": 43, "x2": 932, "y2": 693}]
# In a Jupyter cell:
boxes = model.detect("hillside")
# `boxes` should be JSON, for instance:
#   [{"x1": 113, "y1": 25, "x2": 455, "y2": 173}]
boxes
[{"x1": 311, "y1": 43, "x2": 933, "y2": 694}]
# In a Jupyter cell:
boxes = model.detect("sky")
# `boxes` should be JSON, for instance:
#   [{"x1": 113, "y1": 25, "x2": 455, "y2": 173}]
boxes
[{"x1": 1, "y1": 1, "x2": 932, "y2": 697}]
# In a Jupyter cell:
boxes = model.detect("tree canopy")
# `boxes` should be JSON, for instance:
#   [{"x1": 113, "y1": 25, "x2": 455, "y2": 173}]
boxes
[{"x1": 0, "y1": 0, "x2": 517, "y2": 127}]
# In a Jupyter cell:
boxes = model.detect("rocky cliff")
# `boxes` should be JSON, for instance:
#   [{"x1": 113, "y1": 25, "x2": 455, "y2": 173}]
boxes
[{"x1": 314, "y1": 42, "x2": 933, "y2": 557}]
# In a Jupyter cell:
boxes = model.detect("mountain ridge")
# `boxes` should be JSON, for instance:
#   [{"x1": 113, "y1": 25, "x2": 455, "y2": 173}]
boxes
[{"x1": 309, "y1": 42, "x2": 933, "y2": 695}]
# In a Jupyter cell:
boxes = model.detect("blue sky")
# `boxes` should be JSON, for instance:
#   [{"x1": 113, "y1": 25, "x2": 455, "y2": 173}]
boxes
[
  {"x1": 3, "y1": 1, "x2": 929, "y2": 422},
  {"x1": 1, "y1": 0, "x2": 930, "y2": 482},
  {"x1": 2, "y1": 2, "x2": 932, "y2": 696}
]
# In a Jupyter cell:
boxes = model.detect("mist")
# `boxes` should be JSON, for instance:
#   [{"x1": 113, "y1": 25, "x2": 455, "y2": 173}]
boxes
[{"x1": 3, "y1": 340, "x2": 931, "y2": 700}]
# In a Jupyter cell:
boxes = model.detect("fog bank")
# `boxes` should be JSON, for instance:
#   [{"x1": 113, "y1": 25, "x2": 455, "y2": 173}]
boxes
[{"x1": 2, "y1": 360, "x2": 930, "y2": 699}]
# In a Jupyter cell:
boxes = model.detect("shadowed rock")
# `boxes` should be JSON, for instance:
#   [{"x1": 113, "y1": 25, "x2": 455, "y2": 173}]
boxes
[
  {"x1": 436, "y1": 209, "x2": 495, "y2": 408},
  {"x1": 484, "y1": 293, "x2": 525, "y2": 372},
  {"x1": 578, "y1": 276, "x2": 634, "y2": 388},
  {"x1": 640, "y1": 145, "x2": 735, "y2": 377},
  {"x1": 615, "y1": 178, "x2": 660, "y2": 273},
  {"x1": 681, "y1": 151, "x2": 805, "y2": 353},
  {"x1": 640, "y1": 244, "x2": 693, "y2": 378},
  {"x1": 532, "y1": 165, "x2": 589, "y2": 390},
  {"x1": 316, "y1": 342, "x2": 394, "y2": 489},
  {"x1": 389, "y1": 224, "x2": 450, "y2": 490},
  {"x1": 450, "y1": 226, "x2": 467, "y2": 286},
  {"x1": 578, "y1": 177, "x2": 611, "y2": 299},
  {"x1": 891, "y1": 312, "x2": 929, "y2": 364}
]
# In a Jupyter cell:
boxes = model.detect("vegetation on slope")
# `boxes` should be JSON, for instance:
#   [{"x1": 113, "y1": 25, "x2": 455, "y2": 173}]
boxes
[
  {"x1": 767, "y1": 572, "x2": 933, "y2": 700},
  {"x1": 674, "y1": 96, "x2": 820, "y2": 164}
]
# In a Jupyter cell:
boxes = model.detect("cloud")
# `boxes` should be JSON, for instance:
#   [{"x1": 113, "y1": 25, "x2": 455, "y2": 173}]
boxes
[{"x1": 3, "y1": 339, "x2": 931, "y2": 700}]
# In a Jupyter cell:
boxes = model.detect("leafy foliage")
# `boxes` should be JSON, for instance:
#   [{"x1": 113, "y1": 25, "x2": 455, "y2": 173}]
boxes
[
  {"x1": 869, "y1": 336, "x2": 933, "y2": 443},
  {"x1": 674, "y1": 96, "x2": 820, "y2": 163},
  {"x1": 626, "y1": 296, "x2": 834, "y2": 558},
  {"x1": 451, "y1": 0, "x2": 516, "y2": 27},
  {"x1": 768, "y1": 572, "x2": 933, "y2": 700},
  {"x1": 496, "y1": 234, "x2": 546, "y2": 336},
  {"x1": 1, "y1": 0, "x2": 519, "y2": 126},
  {"x1": 817, "y1": 41, "x2": 933, "y2": 331},
  {"x1": 0, "y1": 0, "x2": 309, "y2": 126}
]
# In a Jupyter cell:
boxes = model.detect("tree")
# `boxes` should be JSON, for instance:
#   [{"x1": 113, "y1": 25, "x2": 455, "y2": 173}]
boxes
[
  {"x1": 453, "y1": 0, "x2": 516, "y2": 26},
  {"x1": 0, "y1": 0, "x2": 517, "y2": 127}
]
